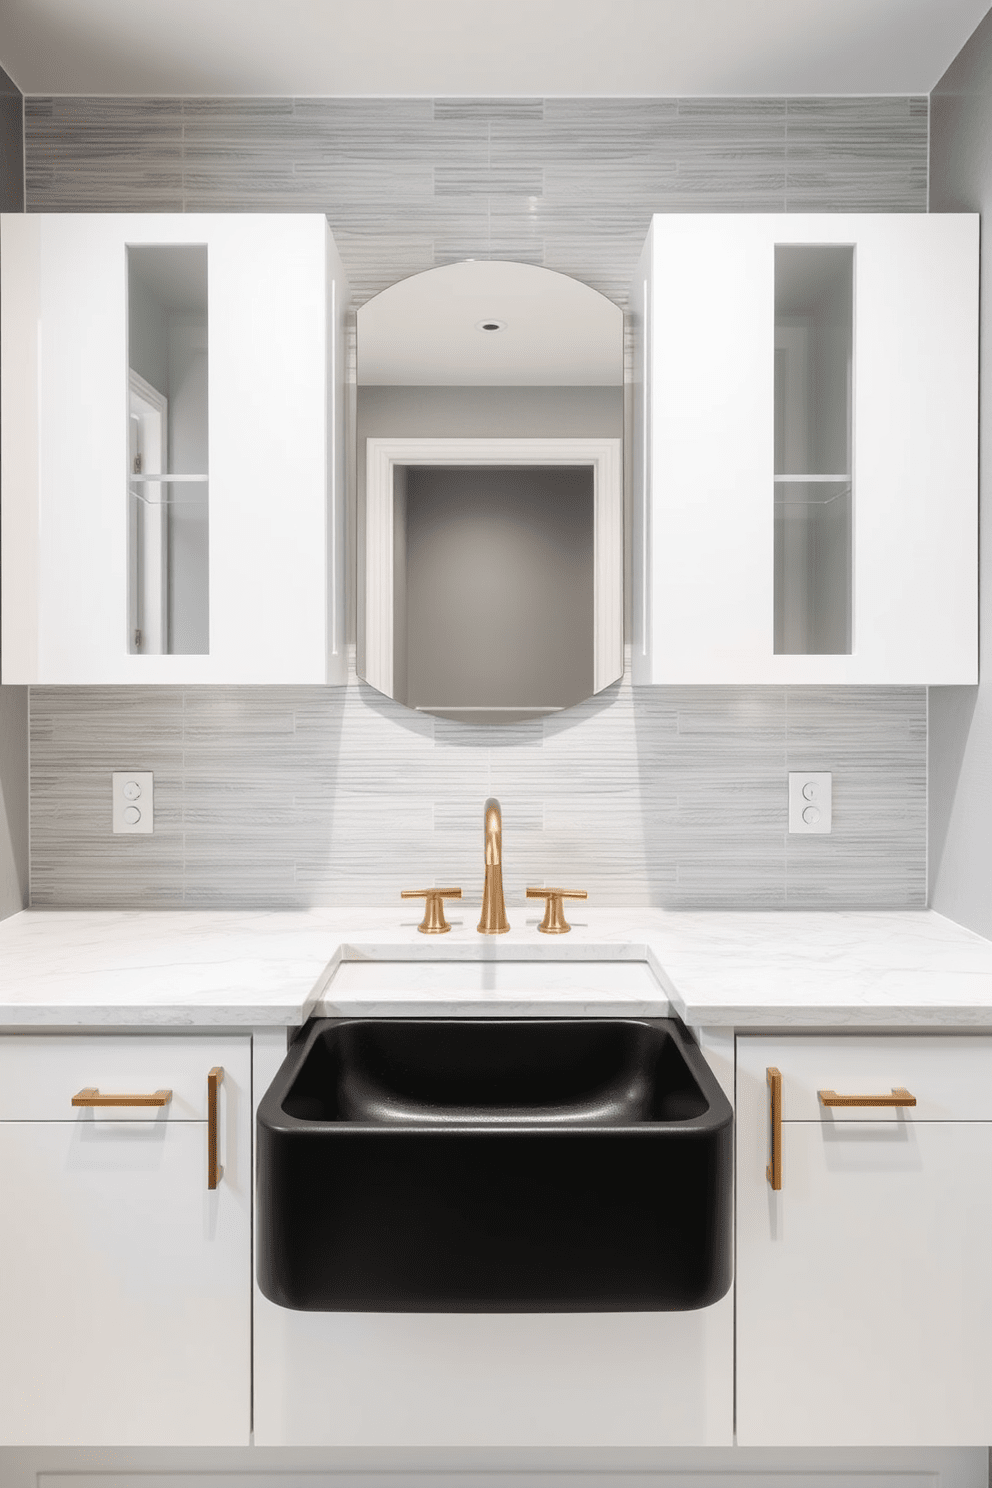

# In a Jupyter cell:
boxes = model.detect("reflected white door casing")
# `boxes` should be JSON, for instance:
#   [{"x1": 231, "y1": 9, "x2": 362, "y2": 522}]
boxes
[
  {"x1": 128, "y1": 370, "x2": 169, "y2": 655},
  {"x1": 361, "y1": 436, "x2": 623, "y2": 703}
]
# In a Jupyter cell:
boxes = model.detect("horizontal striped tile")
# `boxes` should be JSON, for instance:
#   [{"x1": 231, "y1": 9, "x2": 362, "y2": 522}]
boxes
[
  {"x1": 25, "y1": 92, "x2": 928, "y2": 909},
  {"x1": 434, "y1": 165, "x2": 544, "y2": 198},
  {"x1": 433, "y1": 100, "x2": 545, "y2": 123}
]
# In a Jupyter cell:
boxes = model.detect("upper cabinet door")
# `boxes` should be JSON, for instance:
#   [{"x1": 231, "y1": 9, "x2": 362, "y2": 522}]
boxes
[
  {"x1": 1, "y1": 214, "x2": 350, "y2": 684},
  {"x1": 631, "y1": 214, "x2": 978, "y2": 685}
]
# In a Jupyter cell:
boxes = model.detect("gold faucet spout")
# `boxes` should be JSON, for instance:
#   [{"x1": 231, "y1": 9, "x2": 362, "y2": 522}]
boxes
[
  {"x1": 478, "y1": 797, "x2": 510, "y2": 934},
  {"x1": 484, "y1": 799, "x2": 501, "y2": 866}
]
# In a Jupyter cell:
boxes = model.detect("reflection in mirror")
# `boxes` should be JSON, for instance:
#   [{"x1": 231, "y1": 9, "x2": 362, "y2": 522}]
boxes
[
  {"x1": 127, "y1": 244, "x2": 209, "y2": 655},
  {"x1": 401, "y1": 465, "x2": 593, "y2": 724},
  {"x1": 357, "y1": 261, "x2": 624, "y2": 724},
  {"x1": 774, "y1": 244, "x2": 854, "y2": 656},
  {"x1": 365, "y1": 436, "x2": 622, "y2": 726}
]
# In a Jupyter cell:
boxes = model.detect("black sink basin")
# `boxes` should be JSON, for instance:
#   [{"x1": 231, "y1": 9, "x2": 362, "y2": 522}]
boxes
[{"x1": 256, "y1": 1017, "x2": 732, "y2": 1314}]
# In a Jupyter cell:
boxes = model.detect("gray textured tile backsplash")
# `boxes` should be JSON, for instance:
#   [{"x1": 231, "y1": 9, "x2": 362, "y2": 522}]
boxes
[
  {"x1": 25, "y1": 94, "x2": 928, "y2": 909},
  {"x1": 25, "y1": 95, "x2": 928, "y2": 305},
  {"x1": 29, "y1": 677, "x2": 925, "y2": 911}
]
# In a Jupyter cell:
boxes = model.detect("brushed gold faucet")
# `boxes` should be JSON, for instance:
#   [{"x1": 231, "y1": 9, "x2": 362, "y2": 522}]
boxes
[
  {"x1": 401, "y1": 886, "x2": 462, "y2": 934},
  {"x1": 478, "y1": 796, "x2": 510, "y2": 934},
  {"x1": 526, "y1": 886, "x2": 588, "y2": 934}
]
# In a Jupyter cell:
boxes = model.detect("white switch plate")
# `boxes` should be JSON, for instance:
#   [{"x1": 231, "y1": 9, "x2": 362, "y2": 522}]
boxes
[
  {"x1": 112, "y1": 771, "x2": 154, "y2": 834},
  {"x1": 788, "y1": 771, "x2": 832, "y2": 834}
]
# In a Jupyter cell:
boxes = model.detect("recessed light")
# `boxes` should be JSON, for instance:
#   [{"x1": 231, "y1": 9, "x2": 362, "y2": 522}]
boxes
[{"x1": 475, "y1": 318, "x2": 507, "y2": 333}]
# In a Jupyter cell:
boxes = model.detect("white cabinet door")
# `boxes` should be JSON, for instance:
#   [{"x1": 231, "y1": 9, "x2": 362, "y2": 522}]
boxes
[
  {"x1": 631, "y1": 214, "x2": 978, "y2": 684},
  {"x1": 736, "y1": 1036, "x2": 992, "y2": 1446},
  {"x1": 0, "y1": 1034, "x2": 252, "y2": 1445},
  {"x1": 0, "y1": 214, "x2": 349, "y2": 685}
]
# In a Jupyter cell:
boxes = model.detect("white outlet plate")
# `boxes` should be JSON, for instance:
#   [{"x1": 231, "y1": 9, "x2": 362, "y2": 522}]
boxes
[
  {"x1": 788, "y1": 771, "x2": 832, "y2": 834},
  {"x1": 112, "y1": 771, "x2": 154, "y2": 834}
]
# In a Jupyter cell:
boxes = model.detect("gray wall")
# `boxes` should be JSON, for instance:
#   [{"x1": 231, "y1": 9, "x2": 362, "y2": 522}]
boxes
[
  {"x1": 403, "y1": 465, "x2": 594, "y2": 714},
  {"x1": 0, "y1": 62, "x2": 29, "y2": 921},
  {"x1": 25, "y1": 96, "x2": 929, "y2": 910},
  {"x1": 929, "y1": 20, "x2": 992, "y2": 937}
]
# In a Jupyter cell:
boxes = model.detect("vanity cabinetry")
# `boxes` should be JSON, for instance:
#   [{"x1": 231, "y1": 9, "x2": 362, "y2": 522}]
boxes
[
  {"x1": 0, "y1": 214, "x2": 349, "y2": 684},
  {"x1": 0, "y1": 1034, "x2": 252, "y2": 1445},
  {"x1": 736, "y1": 1035, "x2": 992, "y2": 1446},
  {"x1": 631, "y1": 214, "x2": 978, "y2": 684},
  {"x1": 0, "y1": 917, "x2": 990, "y2": 1463}
]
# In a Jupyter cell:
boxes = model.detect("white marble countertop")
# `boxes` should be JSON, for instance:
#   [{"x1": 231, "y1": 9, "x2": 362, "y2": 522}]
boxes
[{"x1": 1, "y1": 905, "x2": 992, "y2": 1029}]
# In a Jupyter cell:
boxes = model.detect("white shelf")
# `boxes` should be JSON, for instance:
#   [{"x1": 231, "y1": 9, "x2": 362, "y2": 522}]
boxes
[{"x1": 129, "y1": 473, "x2": 208, "y2": 482}]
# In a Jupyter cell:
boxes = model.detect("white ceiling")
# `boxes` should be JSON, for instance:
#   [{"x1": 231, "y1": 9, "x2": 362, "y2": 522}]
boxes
[
  {"x1": 357, "y1": 262, "x2": 624, "y2": 386},
  {"x1": 1, "y1": 0, "x2": 990, "y2": 97}
]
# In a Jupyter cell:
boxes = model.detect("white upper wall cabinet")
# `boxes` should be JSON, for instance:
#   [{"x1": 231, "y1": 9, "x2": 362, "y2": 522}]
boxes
[
  {"x1": 631, "y1": 214, "x2": 979, "y2": 685},
  {"x1": 1, "y1": 214, "x2": 349, "y2": 684}
]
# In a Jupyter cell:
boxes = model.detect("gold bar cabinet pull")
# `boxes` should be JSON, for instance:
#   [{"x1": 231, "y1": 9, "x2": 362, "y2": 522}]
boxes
[
  {"x1": 71, "y1": 1087, "x2": 172, "y2": 1108},
  {"x1": 526, "y1": 887, "x2": 588, "y2": 935},
  {"x1": 819, "y1": 1086, "x2": 916, "y2": 1108},
  {"x1": 208, "y1": 1066, "x2": 224, "y2": 1190},
  {"x1": 766, "y1": 1067, "x2": 782, "y2": 1191},
  {"x1": 401, "y1": 887, "x2": 462, "y2": 935}
]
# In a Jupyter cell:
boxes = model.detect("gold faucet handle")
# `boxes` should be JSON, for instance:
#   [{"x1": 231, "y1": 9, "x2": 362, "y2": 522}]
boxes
[
  {"x1": 525, "y1": 887, "x2": 588, "y2": 935},
  {"x1": 401, "y1": 887, "x2": 462, "y2": 935}
]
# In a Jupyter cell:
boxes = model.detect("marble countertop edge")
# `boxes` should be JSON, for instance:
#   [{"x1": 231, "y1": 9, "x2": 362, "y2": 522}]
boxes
[
  {"x1": 0, "y1": 907, "x2": 991, "y2": 1028},
  {"x1": 0, "y1": 1004, "x2": 313, "y2": 1029},
  {"x1": 682, "y1": 1004, "x2": 992, "y2": 1030}
]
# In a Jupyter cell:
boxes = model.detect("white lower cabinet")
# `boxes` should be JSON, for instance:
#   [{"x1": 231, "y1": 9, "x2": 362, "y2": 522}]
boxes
[
  {"x1": 0, "y1": 1034, "x2": 252, "y2": 1446},
  {"x1": 5, "y1": 1023, "x2": 991, "y2": 1461},
  {"x1": 736, "y1": 1035, "x2": 992, "y2": 1446}
]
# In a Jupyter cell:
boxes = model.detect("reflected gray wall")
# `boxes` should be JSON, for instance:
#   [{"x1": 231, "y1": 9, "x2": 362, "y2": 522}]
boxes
[
  {"x1": 0, "y1": 60, "x2": 29, "y2": 920},
  {"x1": 404, "y1": 466, "x2": 594, "y2": 714},
  {"x1": 929, "y1": 14, "x2": 992, "y2": 936},
  {"x1": 128, "y1": 259, "x2": 170, "y2": 392},
  {"x1": 23, "y1": 95, "x2": 929, "y2": 909}
]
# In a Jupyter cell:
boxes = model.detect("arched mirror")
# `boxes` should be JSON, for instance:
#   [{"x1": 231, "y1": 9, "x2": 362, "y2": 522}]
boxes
[{"x1": 357, "y1": 260, "x2": 624, "y2": 725}]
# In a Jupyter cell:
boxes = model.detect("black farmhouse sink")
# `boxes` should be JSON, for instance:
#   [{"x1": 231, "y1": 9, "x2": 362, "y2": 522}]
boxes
[{"x1": 256, "y1": 1017, "x2": 732, "y2": 1313}]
